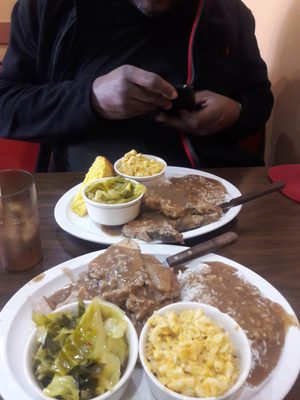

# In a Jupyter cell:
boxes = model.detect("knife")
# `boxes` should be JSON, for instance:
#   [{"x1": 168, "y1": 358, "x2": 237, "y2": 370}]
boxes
[
  {"x1": 218, "y1": 181, "x2": 286, "y2": 211},
  {"x1": 166, "y1": 231, "x2": 238, "y2": 268}
]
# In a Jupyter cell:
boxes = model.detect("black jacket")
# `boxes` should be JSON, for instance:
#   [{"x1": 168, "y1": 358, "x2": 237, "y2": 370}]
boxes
[{"x1": 0, "y1": 0, "x2": 273, "y2": 170}]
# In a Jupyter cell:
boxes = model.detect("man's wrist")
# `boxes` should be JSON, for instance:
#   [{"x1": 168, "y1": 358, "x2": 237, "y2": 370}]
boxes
[
  {"x1": 90, "y1": 77, "x2": 109, "y2": 119},
  {"x1": 90, "y1": 90, "x2": 102, "y2": 116}
]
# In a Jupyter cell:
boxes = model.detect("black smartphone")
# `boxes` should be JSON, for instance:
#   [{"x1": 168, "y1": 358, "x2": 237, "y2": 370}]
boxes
[{"x1": 164, "y1": 84, "x2": 197, "y2": 116}]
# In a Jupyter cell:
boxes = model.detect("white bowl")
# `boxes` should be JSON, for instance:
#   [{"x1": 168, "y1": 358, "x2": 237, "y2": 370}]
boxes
[
  {"x1": 139, "y1": 302, "x2": 251, "y2": 400},
  {"x1": 114, "y1": 154, "x2": 167, "y2": 184},
  {"x1": 24, "y1": 300, "x2": 138, "y2": 400},
  {"x1": 82, "y1": 177, "x2": 145, "y2": 226}
]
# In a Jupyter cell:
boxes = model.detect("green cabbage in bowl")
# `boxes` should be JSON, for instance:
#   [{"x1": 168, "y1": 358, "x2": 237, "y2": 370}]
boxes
[
  {"x1": 31, "y1": 298, "x2": 129, "y2": 400},
  {"x1": 85, "y1": 177, "x2": 145, "y2": 205}
]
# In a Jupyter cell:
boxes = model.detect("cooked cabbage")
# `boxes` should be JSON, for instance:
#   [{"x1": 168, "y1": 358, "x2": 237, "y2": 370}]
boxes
[
  {"x1": 85, "y1": 177, "x2": 145, "y2": 204},
  {"x1": 32, "y1": 298, "x2": 129, "y2": 400},
  {"x1": 43, "y1": 375, "x2": 79, "y2": 400}
]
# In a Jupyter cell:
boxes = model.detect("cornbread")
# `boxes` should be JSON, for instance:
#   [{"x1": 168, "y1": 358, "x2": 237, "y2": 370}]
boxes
[
  {"x1": 71, "y1": 156, "x2": 114, "y2": 216},
  {"x1": 145, "y1": 308, "x2": 239, "y2": 397},
  {"x1": 117, "y1": 149, "x2": 164, "y2": 177}
]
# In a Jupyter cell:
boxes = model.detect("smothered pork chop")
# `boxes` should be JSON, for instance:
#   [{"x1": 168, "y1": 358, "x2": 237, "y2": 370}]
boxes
[
  {"x1": 35, "y1": 239, "x2": 296, "y2": 388},
  {"x1": 44, "y1": 239, "x2": 180, "y2": 331},
  {"x1": 123, "y1": 175, "x2": 227, "y2": 243}
]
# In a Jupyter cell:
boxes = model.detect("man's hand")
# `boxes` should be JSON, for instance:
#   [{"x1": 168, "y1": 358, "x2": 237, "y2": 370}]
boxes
[
  {"x1": 91, "y1": 65, "x2": 177, "y2": 119},
  {"x1": 156, "y1": 90, "x2": 241, "y2": 135}
]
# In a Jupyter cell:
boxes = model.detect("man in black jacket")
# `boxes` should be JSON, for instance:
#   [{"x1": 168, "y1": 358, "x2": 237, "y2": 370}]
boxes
[{"x1": 0, "y1": 0, "x2": 273, "y2": 171}]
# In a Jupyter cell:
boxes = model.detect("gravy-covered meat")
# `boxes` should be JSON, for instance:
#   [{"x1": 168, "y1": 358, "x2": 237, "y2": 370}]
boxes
[
  {"x1": 45, "y1": 239, "x2": 180, "y2": 328},
  {"x1": 122, "y1": 175, "x2": 225, "y2": 243},
  {"x1": 144, "y1": 175, "x2": 226, "y2": 218},
  {"x1": 123, "y1": 208, "x2": 221, "y2": 243},
  {"x1": 122, "y1": 212, "x2": 184, "y2": 243},
  {"x1": 88, "y1": 241, "x2": 147, "y2": 287}
]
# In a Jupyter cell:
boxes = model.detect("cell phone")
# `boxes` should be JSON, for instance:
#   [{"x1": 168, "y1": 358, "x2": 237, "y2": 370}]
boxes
[{"x1": 164, "y1": 84, "x2": 197, "y2": 116}]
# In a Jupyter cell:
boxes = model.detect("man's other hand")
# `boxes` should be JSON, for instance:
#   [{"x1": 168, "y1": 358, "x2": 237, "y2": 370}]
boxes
[
  {"x1": 156, "y1": 90, "x2": 241, "y2": 135},
  {"x1": 91, "y1": 65, "x2": 177, "y2": 119}
]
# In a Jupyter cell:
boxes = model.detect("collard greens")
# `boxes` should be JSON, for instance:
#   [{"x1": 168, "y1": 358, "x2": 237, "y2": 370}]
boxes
[
  {"x1": 32, "y1": 298, "x2": 129, "y2": 400},
  {"x1": 86, "y1": 177, "x2": 145, "y2": 204}
]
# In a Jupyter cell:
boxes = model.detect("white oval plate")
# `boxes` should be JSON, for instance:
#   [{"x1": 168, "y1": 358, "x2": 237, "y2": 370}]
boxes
[
  {"x1": 0, "y1": 245, "x2": 299, "y2": 400},
  {"x1": 54, "y1": 166, "x2": 242, "y2": 245}
]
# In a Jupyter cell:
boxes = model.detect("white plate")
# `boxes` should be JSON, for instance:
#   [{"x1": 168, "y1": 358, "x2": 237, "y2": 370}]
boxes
[
  {"x1": 54, "y1": 166, "x2": 242, "y2": 245},
  {"x1": 0, "y1": 246, "x2": 299, "y2": 400}
]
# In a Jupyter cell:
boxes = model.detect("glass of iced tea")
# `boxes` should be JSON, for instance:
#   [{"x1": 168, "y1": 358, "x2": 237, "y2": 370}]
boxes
[{"x1": 0, "y1": 170, "x2": 42, "y2": 272}]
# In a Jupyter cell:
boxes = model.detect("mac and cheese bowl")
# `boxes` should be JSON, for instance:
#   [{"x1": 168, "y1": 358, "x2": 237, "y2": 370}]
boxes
[
  {"x1": 139, "y1": 302, "x2": 251, "y2": 400},
  {"x1": 24, "y1": 299, "x2": 139, "y2": 400},
  {"x1": 114, "y1": 150, "x2": 167, "y2": 184},
  {"x1": 82, "y1": 176, "x2": 145, "y2": 226}
]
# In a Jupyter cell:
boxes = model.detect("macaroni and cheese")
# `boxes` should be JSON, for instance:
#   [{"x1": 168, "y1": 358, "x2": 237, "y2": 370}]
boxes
[
  {"x1": 117, "y1": 150, "x2": 165, "y2": 177},
  {"x1": 145, "y1": 308, "x2": 240, "y2": 398}
]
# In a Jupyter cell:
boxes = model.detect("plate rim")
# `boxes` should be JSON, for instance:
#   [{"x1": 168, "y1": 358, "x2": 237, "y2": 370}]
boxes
[
  {"x1": 54, "y1": 166, "x2": 242, "y2": 245},
  {"x1": 0, "y1": 245, "x2": 299, "y2": 400}
]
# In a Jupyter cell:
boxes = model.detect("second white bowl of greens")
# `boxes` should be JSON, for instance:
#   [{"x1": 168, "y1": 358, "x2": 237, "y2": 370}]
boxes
[{"x1": 82, "y1": 176, "x2": 146, "y2": 226}]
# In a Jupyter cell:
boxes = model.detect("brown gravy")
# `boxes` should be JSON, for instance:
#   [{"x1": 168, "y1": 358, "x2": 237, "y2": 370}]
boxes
[
  {"x1": 178, "y1": 261, "x2": 299, "y2": 386},
  {"x1": 31, "y1": 272, "x2": 45, "y2": 283},
  {"x1": 46, "y1": 285, "x2": 73, "y2": 309},
  {"x1": 147, "y1": 184, "x2": 188, "y2": 207},
  {"x1": 62, "y1": 266, "x2": 75, "y2": 282},
  {"x1": 45, "y1": 242, "x2": 180, "y2": 331},
  {"x1": 148, "y1": 175, "x2": 226, "y2": 205},
  {"x1": 96, "y1": 176, "x2": 227, "y2": 243},
  {"x1": 101, "y1": 225, "x2": 123, "y2": 237},
  {"x1": 41, "y1": 244, "x2": 299, "y2": 388}
]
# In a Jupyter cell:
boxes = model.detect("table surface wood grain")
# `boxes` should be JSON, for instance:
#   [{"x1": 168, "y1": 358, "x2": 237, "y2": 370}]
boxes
[{"x1": 0, "y1": 167, "x2": 299, "y2": 399}]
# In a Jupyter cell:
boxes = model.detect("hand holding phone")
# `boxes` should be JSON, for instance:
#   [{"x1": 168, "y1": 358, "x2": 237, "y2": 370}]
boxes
[
  {"x1": 157, "y1": 90, "x2": 242, "y2": 136},
  {"x1": 163, "y1": 85, "x2": 197, "y2": 116}
]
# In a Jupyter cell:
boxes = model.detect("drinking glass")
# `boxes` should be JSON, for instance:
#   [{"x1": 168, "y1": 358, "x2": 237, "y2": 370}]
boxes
[{"x1": 0, "y1": 170, "x2": 42, "y2": 272}]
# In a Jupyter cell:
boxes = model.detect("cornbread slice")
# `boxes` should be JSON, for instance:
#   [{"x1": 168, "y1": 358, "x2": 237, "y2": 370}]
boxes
[{"x1": 71, "y1": 156, "x2": 115, "y2": 216}]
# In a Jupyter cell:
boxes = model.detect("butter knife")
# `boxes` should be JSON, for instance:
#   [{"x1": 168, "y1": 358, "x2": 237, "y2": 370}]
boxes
[
  {"x1": 218, "y1": 181, "x2": 285, "y2": 211},
  {"x1": 166, "y1": 231, "x2": 238, "y2": 268}
]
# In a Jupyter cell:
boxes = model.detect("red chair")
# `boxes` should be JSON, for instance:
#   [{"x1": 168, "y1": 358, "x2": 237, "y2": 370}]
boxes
[
  {"x1": 1, "y1": 24, "x2": 43, "y2": 173},
  {"x1": 0, "y1": 138, "x2": 40, "y2": 172},
  {"x1": 239, "y1": 129, "x2": 265, "y2": 158}
]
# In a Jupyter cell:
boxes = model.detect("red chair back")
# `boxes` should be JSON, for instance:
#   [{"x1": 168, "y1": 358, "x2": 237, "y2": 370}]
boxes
[
  {"x1": 239, "y1": 129, "x2": 265, "y2": 157},
  {"x1": 0, "y1": 139, "x2": 39, "y2": 172}
]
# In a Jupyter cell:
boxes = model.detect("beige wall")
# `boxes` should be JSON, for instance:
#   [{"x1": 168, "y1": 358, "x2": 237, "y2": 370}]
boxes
[
  {"x1": 0, "y1": 45, "x2": 7, "y2": 60},
  {"x1": 243, "y1": 0, "x2": 300, "y2": 165},
  {"x1": 0, "y1": 0, "x2": 14, "y2": 20},
  {"x1": 0, "y1": 0, "x2": 15, "y2": 59}
]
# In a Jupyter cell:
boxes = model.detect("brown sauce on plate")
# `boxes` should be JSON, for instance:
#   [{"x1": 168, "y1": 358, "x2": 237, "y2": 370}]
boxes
[
  {"x1": 147, "y1": 175, "x2": 226, "y2": 206},
  {"x1": 178, "y1": 261, "x2": 299, "y2": 386},
  {"x1": 101, "y1": 225, "x2": 123, "y2": 237},
  {"x1": 31, "y1": 272, "x2": 45, "y2": 283},
  {"x1": 45, "y1": 242, "x2": 180, "y2": 332},
  {"x1": 148, "y1": 184, "x2": 188, "y2": 207},
  {"x1": 40, "y1": 244, "x2": 299, "y2": 388}
]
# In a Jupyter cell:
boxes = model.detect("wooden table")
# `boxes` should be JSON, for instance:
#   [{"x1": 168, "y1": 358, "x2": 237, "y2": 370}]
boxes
[{"x1": 0, "y1": 167, "x2": 299, "y2": 399}]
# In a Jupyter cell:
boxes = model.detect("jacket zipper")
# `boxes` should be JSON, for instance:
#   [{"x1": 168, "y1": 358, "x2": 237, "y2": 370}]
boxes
[
  {"x1": 49, "y1": 11, "x2": 77, "y2": 81},
  {"x1": 186, "y1": 0, "x2": 205, "y2": 86},
  {"x1": 181, "y1": 0, "x2": 205, "y2": 168},
  {"x1": 48, "y1": 0, "x2": 204, "y2": 167}
]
